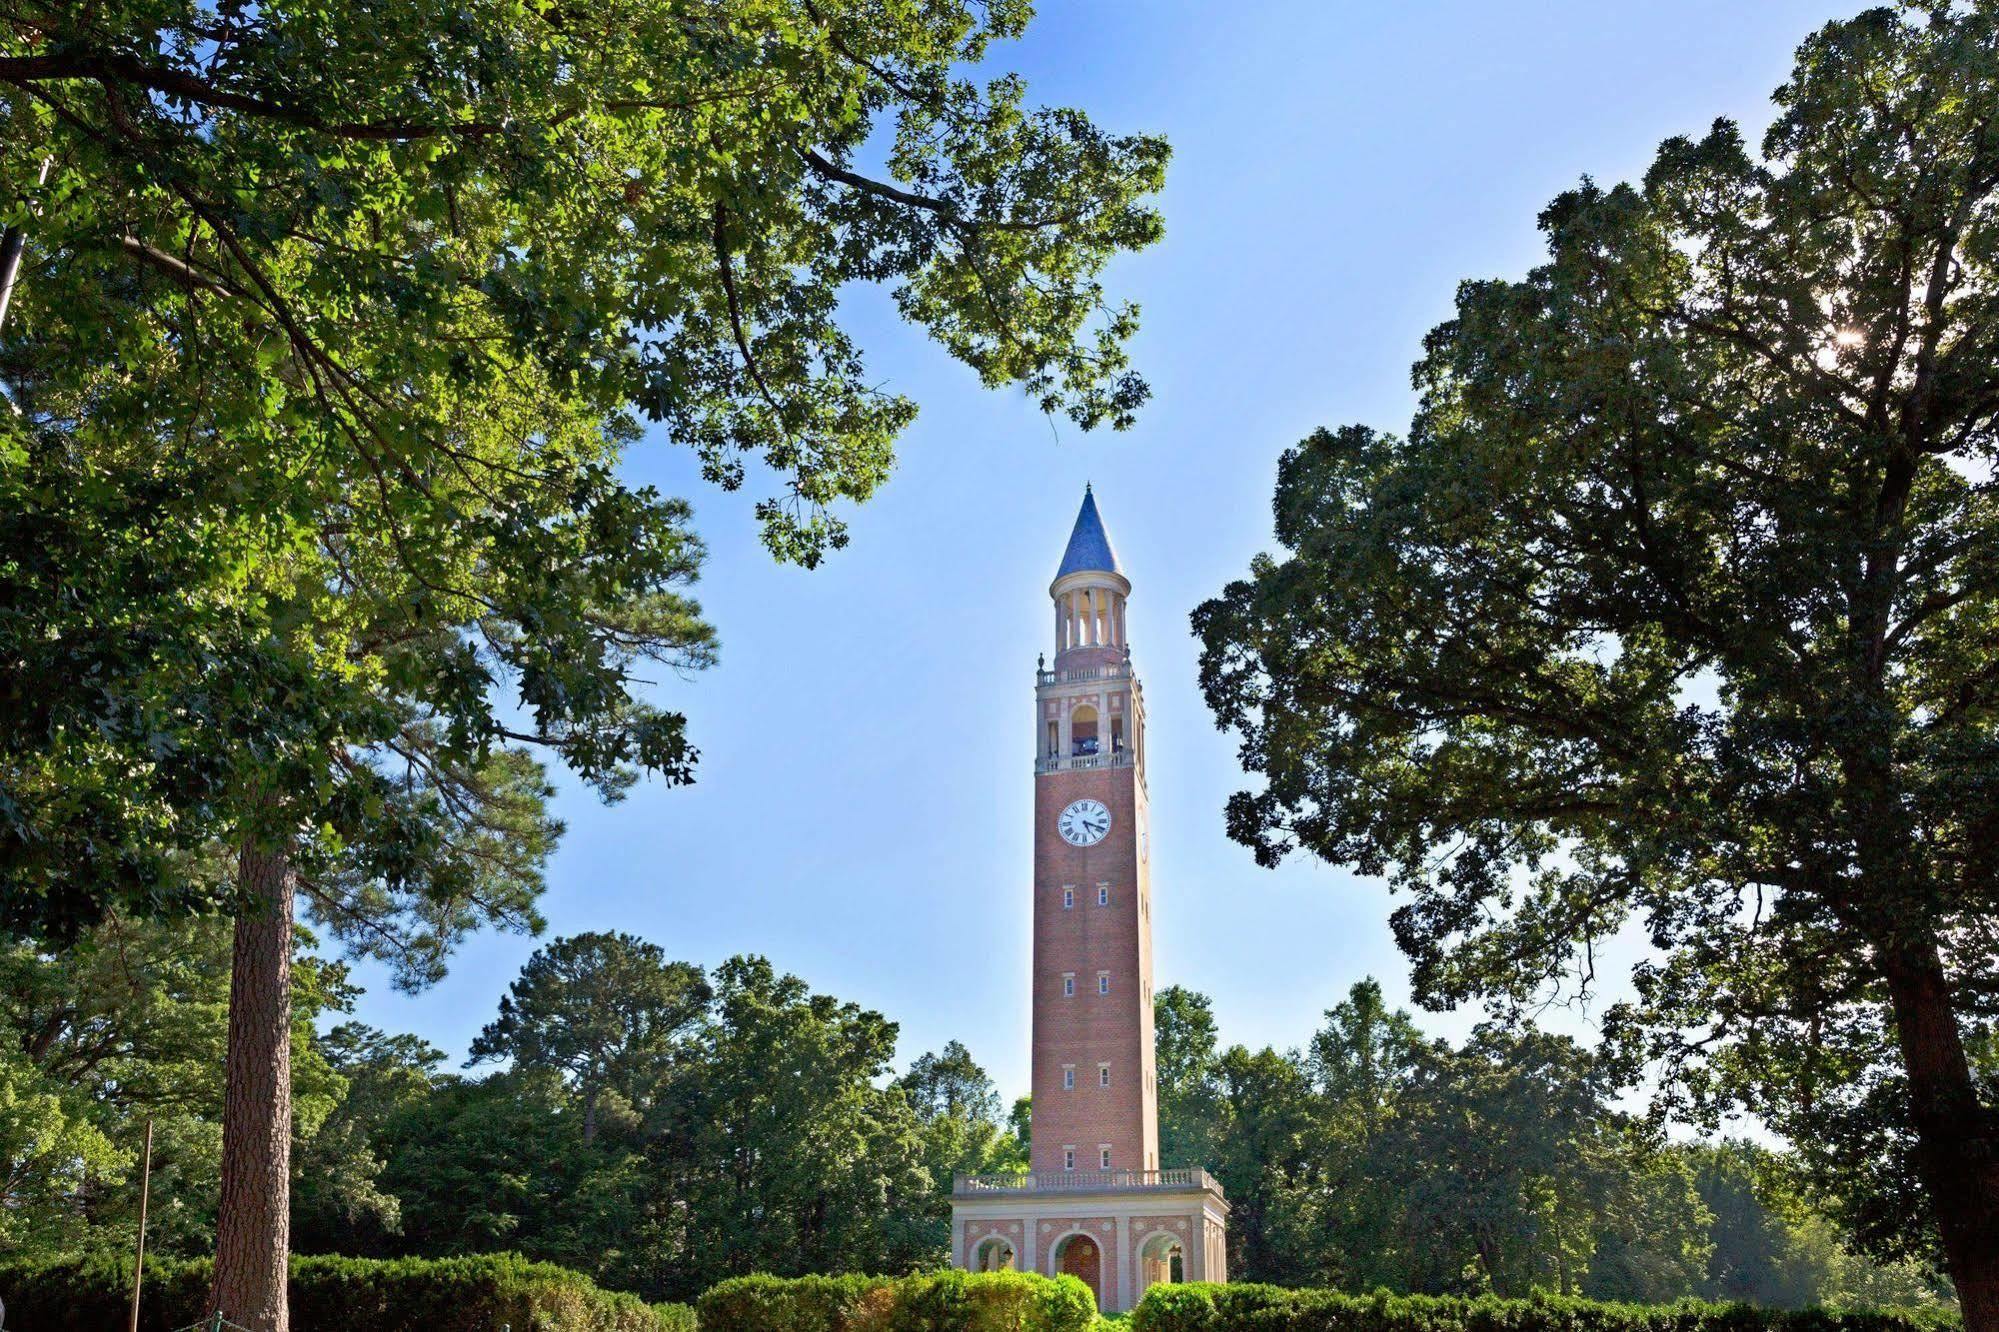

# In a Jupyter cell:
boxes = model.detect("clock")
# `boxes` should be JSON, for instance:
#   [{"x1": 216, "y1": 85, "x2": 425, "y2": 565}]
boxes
[{"x1": 1058, "y1": 799, "x2": 1111, "y2": 846}]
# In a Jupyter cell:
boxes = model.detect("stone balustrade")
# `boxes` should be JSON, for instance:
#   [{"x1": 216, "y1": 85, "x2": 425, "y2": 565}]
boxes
[{"x1": 953, "y1": 1168, "x2": 1224, "y2": 1197}]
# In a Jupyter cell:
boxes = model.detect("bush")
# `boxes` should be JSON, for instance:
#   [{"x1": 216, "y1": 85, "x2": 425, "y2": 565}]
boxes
[
  {"x1": 1129, "y1": 1285, "x2": 1963, "y2": 1332},
  {"x1": 0, "y1": 1251, "x2": 680, "y2": 1331},
  {"x1": 697, "y1": 1270, "x2": 1099, "y2": 1332},
  {"x1": 652, "y1": 1300, "x2": 698, "y2": 1332}
]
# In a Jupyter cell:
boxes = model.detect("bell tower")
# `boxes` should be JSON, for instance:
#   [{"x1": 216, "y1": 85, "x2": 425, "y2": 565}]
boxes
[
  {"x1": 1030, "y1": 486, "x2": 1156, "y2": 1176},
  {"x1": 949, "y1": 487, "x2": 1228, "y2": 1316}
]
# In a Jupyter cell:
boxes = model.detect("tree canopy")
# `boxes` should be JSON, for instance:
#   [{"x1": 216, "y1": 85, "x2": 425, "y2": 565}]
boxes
[{"x1": 1195, "y1": 2, "x2": 1999, "y2": 1321}]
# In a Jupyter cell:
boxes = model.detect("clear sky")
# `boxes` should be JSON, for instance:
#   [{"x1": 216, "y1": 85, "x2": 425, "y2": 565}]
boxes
[{"x1": 347, "y1": 0, "x2": 1862, "y2": 1102}]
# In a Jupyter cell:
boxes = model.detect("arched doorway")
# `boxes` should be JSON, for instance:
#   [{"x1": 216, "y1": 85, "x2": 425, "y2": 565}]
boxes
[
  {"x1": 972, "y1": 1236, "x2": 1016, "y2": 1272},
  {"x1": 1052, "y1": 1232, "x2": 1102, "y2": 1304},
  {"x1": 1138, "y1": 1232, "x2": 1184, "y2": 1299}
]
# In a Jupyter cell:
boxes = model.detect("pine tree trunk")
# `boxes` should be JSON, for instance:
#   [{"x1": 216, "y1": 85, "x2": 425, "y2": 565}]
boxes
[
  {"x1": 211, "y1": 840, "x2": 294, "y2": 1332},
  {"x1": 1882, "y1": 945, "x2": 1999, "y2": 1332}
]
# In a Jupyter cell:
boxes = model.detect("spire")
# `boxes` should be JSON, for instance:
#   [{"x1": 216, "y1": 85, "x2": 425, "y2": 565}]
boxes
[{"x1": 1056, "y1": 485, "x2": 1121, "y2": 579}]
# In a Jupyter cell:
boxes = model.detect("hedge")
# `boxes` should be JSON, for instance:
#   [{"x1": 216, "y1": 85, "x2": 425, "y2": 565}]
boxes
[
  {"x1": 697, "y1": 1270, "x2": 1099, "y2": 1332},
  {"x1": 1129, "y1": 1285, "x2": 1962, "y2": 1332},
  {"x1": 0, "y1": 1251, "x2": 690, "y2": 1332}
]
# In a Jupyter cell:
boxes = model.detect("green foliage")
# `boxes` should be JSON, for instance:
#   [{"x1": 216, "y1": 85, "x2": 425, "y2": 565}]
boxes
[
  {"x1": 1152, "y1": 982, "x2": 1937, "y2": 1308},
  {"x1": 1129, "y1": 1284, "x2": 1963, "y2": 1332},
  {"x1": 696, "y1": 1270, "x2": 1098, "y2": 1332},
  {"x1": 0, "y1": 1251, "x2": 679, "y2": 1331},
  {"x1": 893, "y1": 1040, "x2": 1029, "y2": 1259},
  {"x1": 652, "y1": 956, "x2": 934, "y2": 1291},
  {"x1": 469, "y1": 932, "x2": 710, "y2": 1142},
  {"x1": 1192, "y1": 0, "x2": 1999, "y2": 1300},
  {"x1": 0, "y1": 916, "x2": 378, "y2": 1261},
  {"x1": 1, "y1": 0, "x2": 1167, "y2": 952}
]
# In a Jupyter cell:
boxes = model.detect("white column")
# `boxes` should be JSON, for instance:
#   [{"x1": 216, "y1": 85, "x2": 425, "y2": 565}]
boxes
[{"x1": 1115, "y1": 1219, "x2": 1132, "y2": 1314}]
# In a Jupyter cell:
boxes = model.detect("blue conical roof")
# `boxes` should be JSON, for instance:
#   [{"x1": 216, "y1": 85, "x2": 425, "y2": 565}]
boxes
[{"x1": 1056, "y1": 486, "x2": 1120, "y2": 578}]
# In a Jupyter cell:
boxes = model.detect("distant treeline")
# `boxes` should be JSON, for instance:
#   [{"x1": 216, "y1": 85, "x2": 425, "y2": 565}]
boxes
[{"x1": 0, "y1": 923, "x2": 1949, "y2": 1308}]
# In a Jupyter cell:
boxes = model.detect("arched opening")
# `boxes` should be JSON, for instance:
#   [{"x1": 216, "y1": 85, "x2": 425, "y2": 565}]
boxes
[
  {"x1": 973, "y1": 1236, "x2": 1016, "y2": 1272},
  {"x1": 1070, "y1": 705, "x2": 1099, "y2": 757},
  {"x1": 1052, "y1": 1232, "x2": 1102, "y2": 1304},
  {"x1": 1138, "y1": 1232, "x2": 1184, "y2": 1298}
]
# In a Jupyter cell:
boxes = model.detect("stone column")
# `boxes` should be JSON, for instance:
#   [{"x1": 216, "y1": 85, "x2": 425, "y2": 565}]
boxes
[{"x1": 1115, "y1": 1217, "x2": 1132, "y2": 1313}]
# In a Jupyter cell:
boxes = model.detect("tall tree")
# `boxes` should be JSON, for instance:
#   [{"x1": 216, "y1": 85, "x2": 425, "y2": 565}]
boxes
[
  {"x1": 652, "y1": 956, "x2": 929, "y2": 1296},
  {"x1": 1306, "y1": 980, "x2": 1426, "y2": 1291},
  {"x1": 468, "y1": 932, "x2": 709, "y2": 1143},
  {"x1": 1153, "y1": 985, "x2": 1225, "y2": 1172},
  {"x1": 893, "y1": 1040, "x2": 1024, "y2": 1261},
  {"x1": 1196, "y1": 4, "x2": 1999, "y2": 1322},
  {"x1": 2, "y1": 2, "x2": 1166, "y2": 1325}
]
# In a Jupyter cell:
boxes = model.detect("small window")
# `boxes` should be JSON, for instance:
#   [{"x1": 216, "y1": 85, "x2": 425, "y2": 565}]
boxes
[
  {"x1": 1099, "y1": 1063, "x2": 1111, "y2": 1087},
  {"x1": 1063, "y1": 1146, "x2": 1076, "y2": 1170},
  {"x1": 1062, "y1": 887, "x2": 1074, "y2": 909},
  {"x1": 1097, "y1": 971, "x2": 1110, "y2": 995},
  {"x1": 1100, "y1": 1146, "x2": 1113, "y2": 1169},
  {"x1": 1097, "y1": 885, "x2": 1109, "y2": 906},
  {"x1": 1062, "y1": 1066, "x2": 1075, "y2": 1090},
  {"x1": 1063, "y1": 973, "x2": 1076, "y2": 997}
]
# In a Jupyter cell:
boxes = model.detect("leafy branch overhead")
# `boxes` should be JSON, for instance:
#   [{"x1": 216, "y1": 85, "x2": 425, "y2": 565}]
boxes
[{"x1": 0, "y1": 0, "x2": 1166, "y2": 560}]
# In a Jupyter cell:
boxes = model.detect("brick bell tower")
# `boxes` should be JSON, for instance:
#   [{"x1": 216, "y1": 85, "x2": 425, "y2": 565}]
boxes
[
  {"x1": 1029, "y1": 485, "x2": 1156, "y2": 1177},
  {"x1": 950, "y1": 488, "x2": 1228, "y2": 1315}
]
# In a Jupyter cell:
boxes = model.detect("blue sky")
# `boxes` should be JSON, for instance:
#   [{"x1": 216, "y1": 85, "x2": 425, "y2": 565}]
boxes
[{"x1": 347, "y1": 0, "x2": 1860, "y2": 1101}]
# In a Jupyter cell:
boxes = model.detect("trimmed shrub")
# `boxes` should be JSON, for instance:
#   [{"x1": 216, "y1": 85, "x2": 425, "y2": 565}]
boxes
[
  {"x1": 1129, "y1": 1285, "x2": 1963, "y2": 1332},
  {"x1": 697, "y1": 1270, "x2": 1099, "y2": 1332},
  {"x1": 653, "y1": 1300, "x2": 699, "y2": 1332},
  {"x1": 0, "y1": 1251, "x2": 677, "y2": 1331}
]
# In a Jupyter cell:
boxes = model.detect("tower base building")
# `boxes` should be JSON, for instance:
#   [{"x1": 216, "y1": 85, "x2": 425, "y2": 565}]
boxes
[{"x1": 949, "y1": 489, "x2": 1227, "y2": 1313}]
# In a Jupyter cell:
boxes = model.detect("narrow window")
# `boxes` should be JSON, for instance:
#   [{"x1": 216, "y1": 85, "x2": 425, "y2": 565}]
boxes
[
  {"x1": 1097, "y1": 885, "x2": 1109, "y2": 906},
  {"x1": 1063, "y1": 973, "x2": 1075, "y2": 997},
  {"x1": 1062, "y1": 1065, "x2": 1075, "y2": 1091},
  {"x1": 1100, "y1": 1146, "x2": 1113, "y2": 1170},
  {"x1": 1062, "y1": 886, "x2": 1074, "y2": 909},
  {"x1": 1099, "y1": 1062, "x2": 1110, "y2": 1087},
  {"x1": 1097, "y1": 971, "x2": 1110, "y2": 995},
  {"x1": 1064, "y1": 1146, "x2": 1076, "y2": 1170}
]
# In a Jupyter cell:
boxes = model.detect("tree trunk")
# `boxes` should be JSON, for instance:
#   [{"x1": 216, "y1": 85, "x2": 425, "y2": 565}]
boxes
[
  {"x1": 211, "y1": 840, "x2": 295, "y2": 1332},
  {"x1": 1882, "y1": 944, "x2": 1999, "y2": 1332}
]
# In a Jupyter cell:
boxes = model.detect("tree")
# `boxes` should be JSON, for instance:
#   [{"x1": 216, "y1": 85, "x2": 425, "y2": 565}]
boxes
[
  {"x1": 1305, "y1": 980, "x2": 1426, "y2": 1291},
  {"x1": 0, "y1": 915, "x2": 380, "y2": 1261},
  {"x1": 1153, "y1": 985, "x2": 1225, "y2": 1172},
  {"x1": 1195, "y1": 4, "x2": 1998, "y2": 1322},
  {"x1": 2, "y1": 1, "x2": 1166, "y2": 1324},
  {"x1": 292, "y1": 1024, "x2": 447, "y2": 1257},
  {"x1": 1209, "y1": 1045, "x2": 1321, "y2": 1287},
  {"x1": 892, "y1": 1040, "x2": 1024, "y2": 1261},
  {"x1": 651, "y1": 956, "x2": 929, "y2": 1297},
  {"x1": 468, "y1": 932, "x2": 709, "y2": 1143}
]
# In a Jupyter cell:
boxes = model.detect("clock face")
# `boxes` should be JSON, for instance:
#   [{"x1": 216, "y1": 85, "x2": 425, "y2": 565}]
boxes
[{"x1": 1058, "y1": 799, "x2": 1112, "y2": 847}]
